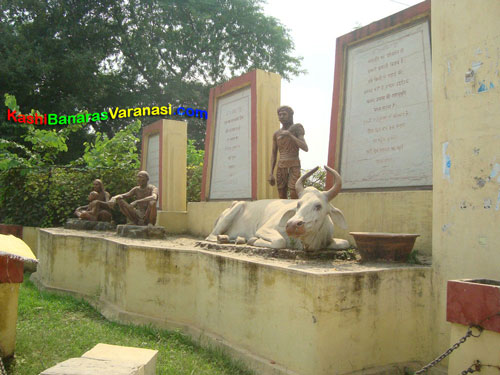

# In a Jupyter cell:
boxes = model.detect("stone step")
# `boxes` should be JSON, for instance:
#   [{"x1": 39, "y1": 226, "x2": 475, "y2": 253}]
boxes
[
  {"x1": 82, "y1": 344, "x2": 158, "y2": 375},
  {"x1": 39, "y1": 357, "x2": 143, "y2": 375},
  {"x1": 40, "y1": 343, "x2": 158, "y2": 375}
]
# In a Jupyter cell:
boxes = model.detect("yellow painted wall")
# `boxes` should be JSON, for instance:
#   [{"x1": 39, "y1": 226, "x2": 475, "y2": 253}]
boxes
[
  {"x1": 448, "y1": 324, "x2": 500, "y2": 375},
  {"x1": 142, "y1": 119, "x2": 187, "y2": 212},
  {"x1": 33, "y1": 229, "x2": 433, "y2": 375},
  {"x1": 431, "y1": 0, "x2": 500, "y2": 369},
  {"x1": 22, "y1": 227, "x2": 38, "y2": 256},
  {"x1": 186, "y1": 201, "x2": 232, "y2": 237},
  {"x1": 22, "y1": 226, "x2": 39, "y2": 272},
  {"x1": 256, "y1": 70, "x2": 281, "y2": 200},
  {"x1": 334, "y1": 191, "x2": 432, "y2": 255},
  {"x1": 0, "y1": 283, "x2": 20, "y2": 358},
  {"x1": 156, "y1": 211, "x2": 188, "y2": 234}
]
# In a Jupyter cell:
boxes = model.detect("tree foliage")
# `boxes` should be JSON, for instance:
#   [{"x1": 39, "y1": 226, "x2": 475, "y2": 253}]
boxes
[
  {"x1": 0, "y1": 94, "x2": 139, "y2": 226},
  {"x1": 303, "y1": 168, "x2": 327, "y2": 191},
  {"x1": 187, "y1": 139, "x2": 204, "y2": 202},
  {"x1": 0, "y1": 94, "x2": 82, "y2": 169},
  {"x1": 0, "y1": 0, "x2": 303, "y2": 157},
  {"x1": 79, "y1": 120, "x2": 141, "y2": 169}
]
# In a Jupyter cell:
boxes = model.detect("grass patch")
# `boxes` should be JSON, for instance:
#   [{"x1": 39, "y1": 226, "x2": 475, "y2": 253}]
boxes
[{"x1": 5, "y1": 274, "x2": 253, "y2": 375}]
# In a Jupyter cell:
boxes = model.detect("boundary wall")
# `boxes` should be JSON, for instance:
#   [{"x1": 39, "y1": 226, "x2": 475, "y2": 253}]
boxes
[{"x1": 33, "y1": 228, "x2": 433, "y2": 375}]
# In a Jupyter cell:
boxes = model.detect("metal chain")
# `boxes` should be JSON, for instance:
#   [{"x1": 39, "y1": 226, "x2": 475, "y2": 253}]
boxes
[
  {"x1": 460, "y1": 360, "x2": 482, "y2": 374},
  {"x1": 414, "y1": 325, "x2": 483, "y2": 374}
]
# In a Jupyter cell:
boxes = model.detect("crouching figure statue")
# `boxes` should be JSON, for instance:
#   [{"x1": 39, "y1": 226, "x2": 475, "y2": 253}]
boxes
[{"x1": 206, "y1": 166, "x2": 350, "y2": 251}]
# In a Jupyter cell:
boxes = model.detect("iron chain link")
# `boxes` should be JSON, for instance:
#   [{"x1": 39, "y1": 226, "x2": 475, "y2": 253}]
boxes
[{"x1": 414, "y1": 325, "x2": 483, "y2": 374}]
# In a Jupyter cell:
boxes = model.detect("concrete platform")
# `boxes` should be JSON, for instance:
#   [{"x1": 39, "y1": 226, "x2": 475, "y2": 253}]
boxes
[{"x1": 32, "y1": 228, "x2": 433, "y2": 375}]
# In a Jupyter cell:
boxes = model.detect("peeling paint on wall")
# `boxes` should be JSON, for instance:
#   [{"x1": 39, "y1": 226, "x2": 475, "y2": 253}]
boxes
[
  {"x1": 483, "y1": 198, "x2": 492, "y2": 209},
  {"x1": 471, "y1": 61, "x2": 483, "y2": 72},
  {"x1": 496, "y1": 189, "x2": 500, "y2": 211},
  {"x1": 489, "y1": 163, "x2": 500, "y2": 182},
  {"x1": 474, "y1": 177, "x2": 486, "y2": 188},
  {"x1": 442, "y1": 142, "x2": 451, "y2": 180},
  {"x1": 442, "y1": 223, "x2": 452, "y2": 232},
  {"x1": 464, "y1": 69, "x2": 474, "y2": 83},
  {"x1": 478, "y1": 80, "x2": 488, "y2": 92}
]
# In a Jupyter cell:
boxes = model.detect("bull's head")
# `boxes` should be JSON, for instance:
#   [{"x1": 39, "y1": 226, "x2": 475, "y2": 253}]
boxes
[{"x1": 283, "y1": 166, "x2": 347, "y2": 249}]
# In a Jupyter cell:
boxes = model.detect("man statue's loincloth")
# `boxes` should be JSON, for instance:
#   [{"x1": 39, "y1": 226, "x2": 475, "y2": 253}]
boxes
[{"x1": 276, "y1": 159, "x2": 301, "y2": 190}]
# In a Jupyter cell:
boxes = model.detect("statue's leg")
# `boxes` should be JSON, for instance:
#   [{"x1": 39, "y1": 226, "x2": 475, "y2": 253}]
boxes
[
  {"x1": 288, "y1": 166, "x2": 301, "y2": 199},
  {"x1": 116, "y1": 198, "x2": 139, "y2": 225},
  {"x1": 205, "y1": 201, "x2": 245, "y2": 241},
  {"x1": 327, "y1": 238, "x2": 351, "y2": 250},
  {"x1": 96, "y1": 210, "x2": 112, "y2": 222},
  {"x1": 276, "y1": 167, "x2": 289, "y2": 199},
  {"x1": 79, "y1": 211, "x2": 97, "y2": 221},
  {"x1": 253, "y1": 228, "x2": 286, "y2": 249},
  {"x1": 144, "y1": 201, "x2": 157, "y2": 225}
]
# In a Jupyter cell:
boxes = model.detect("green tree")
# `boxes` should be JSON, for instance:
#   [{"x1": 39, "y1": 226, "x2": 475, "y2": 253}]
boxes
[{"x1": 0, "y1": 0, "x2": 303, "y2": 159}]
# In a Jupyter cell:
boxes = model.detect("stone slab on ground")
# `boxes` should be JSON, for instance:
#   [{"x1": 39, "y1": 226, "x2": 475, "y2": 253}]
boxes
[
  {"x1": 39, "y1": 357, "x2": 143, "y2": 375},
  {"x1": 116, "y1": 225, "x2": 167, "y2": 239},
  {"x1": 82, "y1": 343, "x2": 158, "y2": 375},
  {"x1": 65, "y1": 219, "x2": 116, "y2": 232}
]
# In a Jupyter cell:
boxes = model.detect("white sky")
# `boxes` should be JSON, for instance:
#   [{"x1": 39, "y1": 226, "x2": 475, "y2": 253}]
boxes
[{"x1": 262, "y1": 0, "x2": 422, "y2": 169}]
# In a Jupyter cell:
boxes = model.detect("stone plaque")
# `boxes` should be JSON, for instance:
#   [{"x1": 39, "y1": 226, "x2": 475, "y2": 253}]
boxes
[
  {"x1": 209, "y1": 87, "x2": 252, "y2": 199},
  {"x1": 145, "y1": 133, "x2": 160, "y2": 193},
  {"x1": 340, "y1": 20, "x2": 432, "y2": 189}
]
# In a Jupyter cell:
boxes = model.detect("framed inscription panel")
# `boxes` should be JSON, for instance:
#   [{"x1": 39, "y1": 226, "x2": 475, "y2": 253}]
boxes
[
  {"x1": 201, "y1": 70, "x2": 281, "y2": 201},
  {"x1": 328, "y1": 1, "x2": 432, "y2": 190},
  {"x1": 209, "y1": 87, "x2": 252, "y2": 199},
  {"x1": 145, "y1": 133, "x2": 160, "y2": 194}
]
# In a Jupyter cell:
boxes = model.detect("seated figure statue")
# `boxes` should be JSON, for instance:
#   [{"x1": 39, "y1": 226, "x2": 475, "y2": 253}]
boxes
[
  {"x1": 112, "y1": 171, "x2": 158, "y2": 225},
  {"x1": 74, "y1": 179, "x2": 112, "y2": 222}
]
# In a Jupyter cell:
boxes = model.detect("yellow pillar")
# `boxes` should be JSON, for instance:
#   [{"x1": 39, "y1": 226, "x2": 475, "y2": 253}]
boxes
[
  {"x1": 142, "y1": 119, "x2": 187, "y2": 212},
  {"x1": 0, "y1": 283, "x2": 20, "y2": 358}
]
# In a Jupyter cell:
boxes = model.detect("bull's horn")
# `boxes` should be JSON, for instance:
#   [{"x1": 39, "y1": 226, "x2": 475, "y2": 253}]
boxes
[
  {"x1": 323, "y1": 165, "x2": 342, "y2": 201},
  {"x1": 295, "y1": 166, "x2": 319, "y2": 197}
]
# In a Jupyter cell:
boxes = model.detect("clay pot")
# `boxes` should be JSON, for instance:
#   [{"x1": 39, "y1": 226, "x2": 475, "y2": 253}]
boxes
[{"x1": 349, "y1": 232, "x2": 419, "y2": 262}]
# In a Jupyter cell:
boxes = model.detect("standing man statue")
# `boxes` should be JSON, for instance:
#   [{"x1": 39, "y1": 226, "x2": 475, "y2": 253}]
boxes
[
  {"x1": 268, "y1": 106, "x2": 308, "y2": 199},
  {"x1": 112, "y1": 171, "x2": 158, "y2": 225}
]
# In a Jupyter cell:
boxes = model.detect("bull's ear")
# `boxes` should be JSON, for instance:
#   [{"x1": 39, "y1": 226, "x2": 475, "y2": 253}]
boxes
[
  {"x1": 278, "y1": 209, "x2": 296, "y2": 228},
  {"x1": 329, "y1": 206, "x2": 347, "y2": 230}
]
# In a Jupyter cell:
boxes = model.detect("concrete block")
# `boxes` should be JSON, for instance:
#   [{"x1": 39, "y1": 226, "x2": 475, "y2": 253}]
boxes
[
  {"x1": 82, "y1": 343, "x2": 158, "y2": 375},
  {"x1": 40, "y1": 357, "x2": 143, "y2": 375}
]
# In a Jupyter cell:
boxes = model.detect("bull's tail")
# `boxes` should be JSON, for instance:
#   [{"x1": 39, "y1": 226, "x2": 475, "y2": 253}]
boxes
[{"x1": 205, "y1": 201, "x2": 246, "y2": 241}]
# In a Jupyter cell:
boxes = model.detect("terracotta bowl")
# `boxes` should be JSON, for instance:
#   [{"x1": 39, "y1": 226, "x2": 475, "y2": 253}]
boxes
[{"x1": 349, "y1": 232, "x2": 420, "y2": 262}]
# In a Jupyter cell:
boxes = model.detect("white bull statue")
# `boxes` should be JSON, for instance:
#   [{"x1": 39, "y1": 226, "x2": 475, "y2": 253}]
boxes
[{"x1": 206, "y1": 166, "x2": 350, "y2": 251}]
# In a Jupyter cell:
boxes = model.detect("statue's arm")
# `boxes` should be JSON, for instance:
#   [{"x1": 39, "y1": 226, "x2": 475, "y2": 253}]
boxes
[
  {"x1": 288, "y1": 124, "x2": 308, "y2": 152},
  {"x1": 131, "y1": 186, "x2": 158, "y2": 206},
  {"x1": 113, "y1": 187, "x2": 136, "y2": 200},
  {"x1": 268, "y1": 133, "x2": 278, "y2": 185}
]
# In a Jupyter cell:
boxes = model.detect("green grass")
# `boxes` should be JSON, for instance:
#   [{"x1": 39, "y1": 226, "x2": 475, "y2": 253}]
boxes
[{"x1": 5, "y1": 274, "x2": 253, "y2": 375}]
